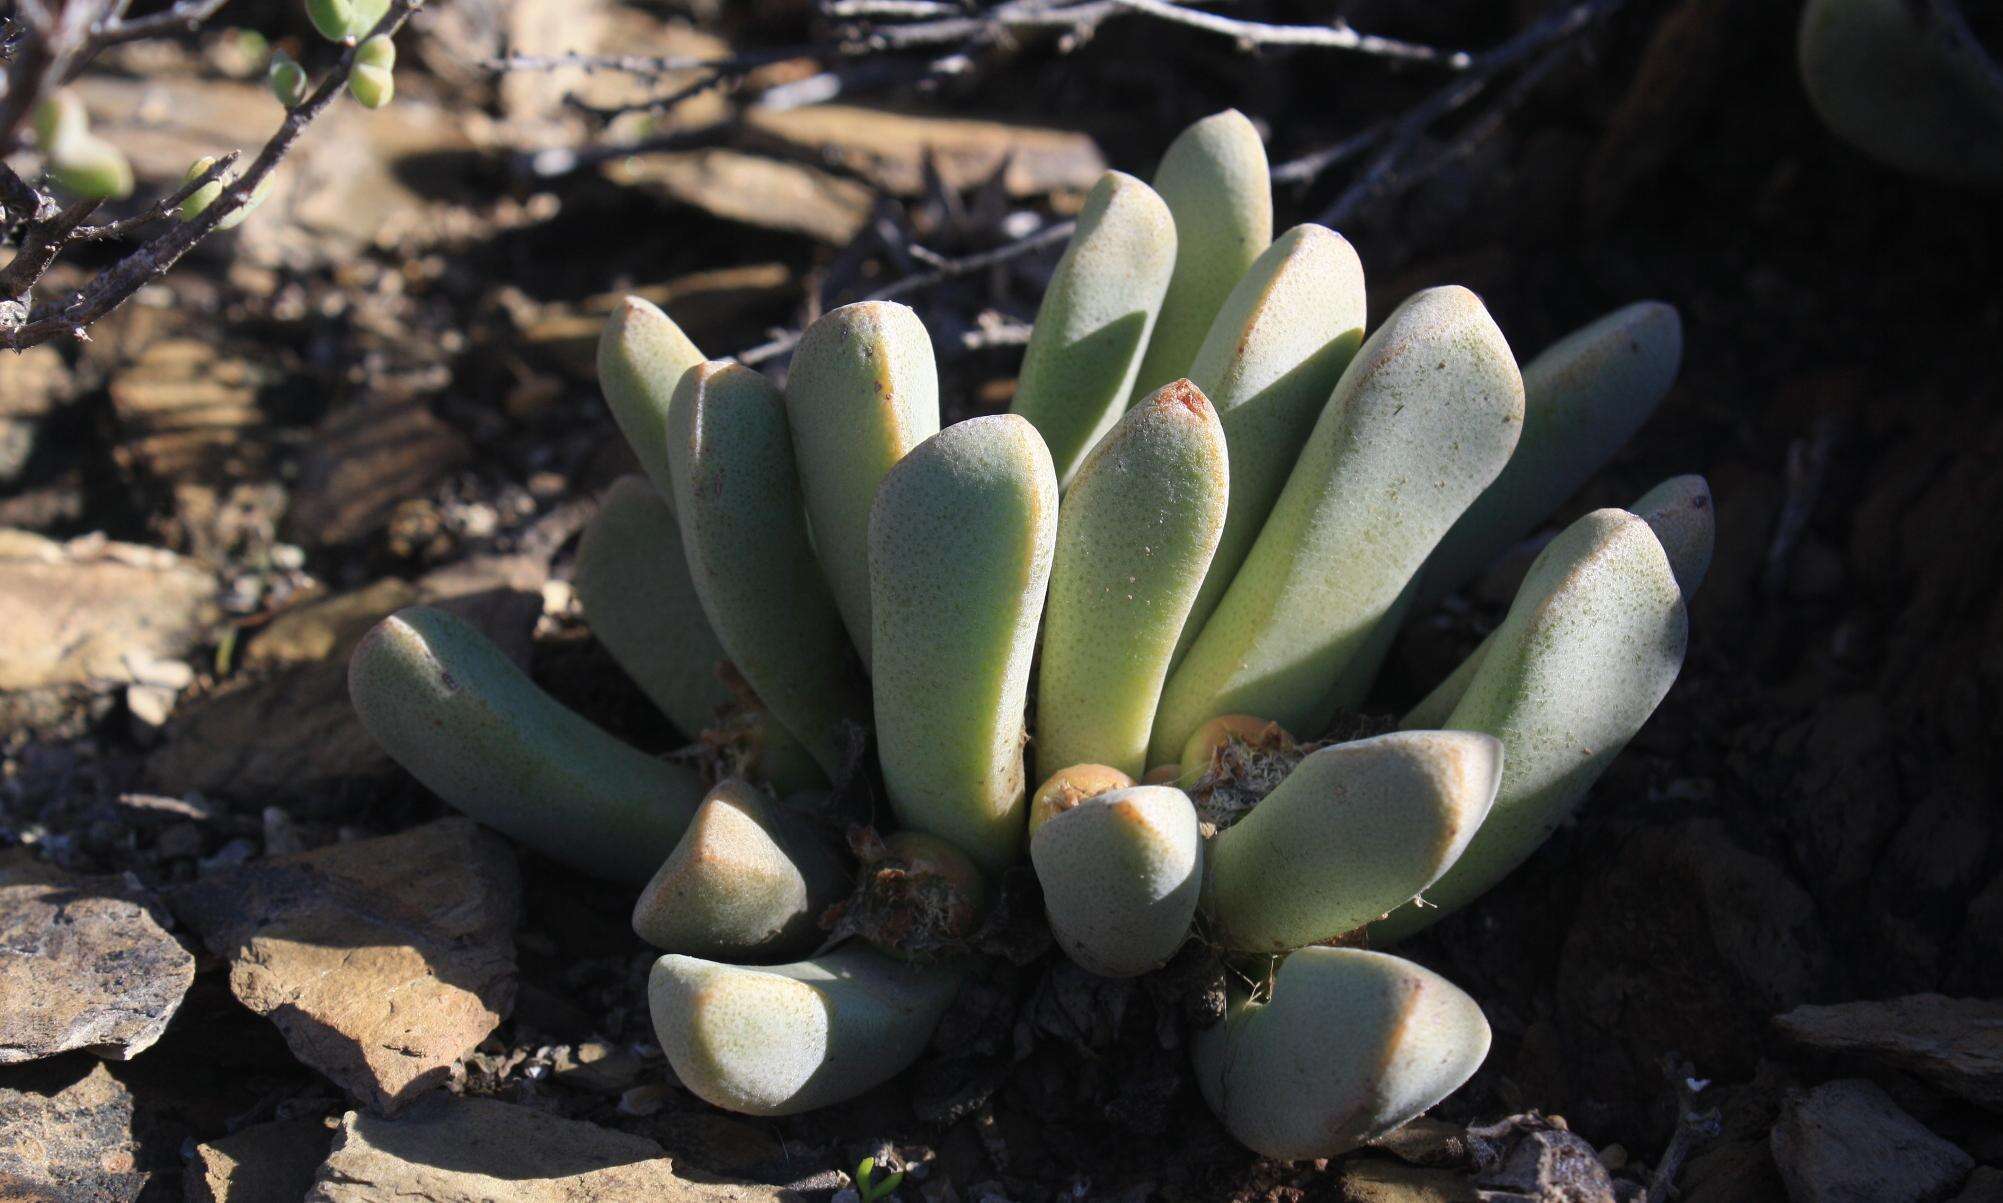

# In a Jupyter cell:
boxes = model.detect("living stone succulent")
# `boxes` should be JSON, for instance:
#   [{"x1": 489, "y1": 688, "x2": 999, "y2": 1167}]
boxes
[{"x1": 349, "y1": 110, "x2": 1706, "y2": 1161}]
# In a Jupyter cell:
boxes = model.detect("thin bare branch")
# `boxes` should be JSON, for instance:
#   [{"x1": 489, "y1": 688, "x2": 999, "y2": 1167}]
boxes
[
  {"x1": 736, "y1": 219, "x2": 1075, "y2": 366},
  {"x1": 84, "y1": 0, "x2": 232, "y2": 53},
  {"x1": 0, "y1": 0, "x2": 426, "y2": 349},
  {"x1": 1104, "y1": 0, "x2": 1467, "y2": 66},
  {"x1": 1316, "y1": 0, "x2": 1632, "y2": 225}
]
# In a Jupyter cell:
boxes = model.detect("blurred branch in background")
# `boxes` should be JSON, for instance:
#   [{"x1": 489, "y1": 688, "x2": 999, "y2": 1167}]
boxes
[
  {"x1": 0, "y1": 0, "x2": 422, "y2": 350},
  {"x1": 482, "y1": 0, "x2": 1633, "y2": 371}
]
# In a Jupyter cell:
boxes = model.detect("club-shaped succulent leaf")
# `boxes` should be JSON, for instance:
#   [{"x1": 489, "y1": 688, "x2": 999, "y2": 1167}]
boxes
[
  {"x1": 784, "y1": 301, "x2": 941, "y2": 665},
  {"x1": 268, "y1": 50, "x2": 309, "y2": 108},
  {"x1": 1173, "y1": 223, "x2": 1368, "y2": 662},
  {"x1": 47, "y1": 132, "x2": 134, "y2": 200},
  {"x1": 1036, "y1": 380, "x2": 1228, "y2": 781},
  {"x1": 667, "y1": 361, "x2": 870, "y2": 778},
  {"x1": 33, "y1": 91, "x2": 87, "y2": 150},
  {"x1": 1402, "y1": 474, "x2": 1713, "y2": 732},
  {"x1": 348, "y1": 36, "x2": 395, "y2": 109},
  {"x1": 575, "y1": 475, "x2": 822, "y2": 792},
  {"x1": 1193, "y1": 947, "x2": 1491, "y2": 1161},
  {"x1": 1128, "y1": 109, "x2": 1273, "y2": 400},
  {"x1": 1031, "y1": 784, "x2": 1202, "y2": 976},
  {"x1": 631, "y1": 780, "x2": 849, "y2": 961},
  {"x1": 1203, "y1": 731, "x2": 1500, "y2": 952},
  {"x1": 598, "y1": 297, "x2": 706, "y2": 505},
  {"x1": 1419, "y1": 301, "x2": 1681, "y2": 607},
  {"x1": 871, "y1": 414, "x2": 1058, "y2": 872},
  {"x1": 348, "y1": 605, "x2": 704, "y2": 883},
  {"x1": 673, "y1": 360, "x2": 869, "y2": 772},
  {"x1": 307, "y1": 0, "x2": 389, "y2": 40},
  {"x1": 1009, "y1": 171, "x2": 1176, "y2": 486},
  {"x1": 1151, "y1": 286, "x2": 1525, "y2": 764},
  {"x1": 1798, "y1": 0, "x2": 2003, "y2": 183},
  {"x1": 1375, "y1": 508, "x2": 1687, "y2": 942},
  {"x1": 177, "y1": 157, "x2": 227, "y2": 222},
  {"x1": 649, "y1": 947, "x2": 961, "y2": 1116}
]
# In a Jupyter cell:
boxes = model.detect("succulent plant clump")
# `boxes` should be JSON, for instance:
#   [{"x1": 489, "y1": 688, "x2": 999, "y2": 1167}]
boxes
[{"x1": 349, "y1": 109, "x2": 1705, "y2": 1162}]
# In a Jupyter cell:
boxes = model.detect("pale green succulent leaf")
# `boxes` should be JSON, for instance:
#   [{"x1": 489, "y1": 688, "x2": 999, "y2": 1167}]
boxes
[
  {"x1": 1152, "y1": 286, "x2": 1524, "y2": 763},
  {"x1": 871, "y1": 414, "x2": 1058, "y2": 872},
  {"x1": 1420, "y1": 300, "x2": 1681, "y2": 606},
  {"x1": 574, "y1": 476, "x2": 821, "y2": 793},
  {"x1": 784, "y1": 301, "x2": 941, "y2": 665},
  {"x1": 1376, "y1": 507, "x2": 1688, "y2": 942},
  {"x1": 1173, "y1": 223, "x2": 1368, "y2": 665},
  {"x1": 1036, "y1": 379, "x2": 1227, "y2": 780},
  {"x1": 597, "y1": 296, "x2": 706, "y2": 506},
  {"x1": 666, "y1": 361, "x2": 869, "y2": 778},
  {"x1": 1193, "y1": 947, "x2": 1490, "y2": 1161},
  {"x1": 1129, "y1": 109, "x2": 1273, "y2": 400},
  {"x1": 1009, "y1": 171, "x2": 1177, "y2": 486},
  {"x1": 631, "y1": 780, "x2": 850, "y2": 962},
  {"x1": 1799, "y1": 0, "x2": 2003, "y2": 183},
  {"x1": 347, "y1": 605, "x2": 704, "y2": 883},
  {"x1": 1203, "y1": 730, "x2": 1500, "y2": 952},
  {"x1": 649, "y1": 947, "x2": 961, "y2": 1116},
  {"x1": 1030, "y1": 784, "x2": 1201, "y2": 977}
]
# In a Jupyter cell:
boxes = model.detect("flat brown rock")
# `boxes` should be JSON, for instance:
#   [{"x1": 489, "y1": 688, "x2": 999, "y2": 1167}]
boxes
[
  {"x1": 608, "y1": 150, "x2": 873, "y2": 245},
  {"x1": 306, "y1": 1097, "x2": 802, "y2": 1202},
  {"x1": 0, "y1": 530, "x2": 218, "y2": 693},
  {"x1": 0, "y1": 870, "x2": 194, "y2": 1064},
  {"x1": 745, "y1": 105, "x2": 1105, "y2": 197},
  {"x1": 286, "y1": 399, "x2": 473, "y2": 548},
  {"x1": 1776, "y1": 995, "x2": 2003, "y2": 1112},
  {"x1": 172, "y1": 819, "x2": 521, "y2": 1113},
  {"x1": 0, "y1": 1061, "x2": 151, "y2": 1200},
  {"x1": 188, "y1": 1117, "x2": 337, "y2": 1203},
  {"x1": 1771, "y1": 1078, "x2": 1973, "y2": 1203}
]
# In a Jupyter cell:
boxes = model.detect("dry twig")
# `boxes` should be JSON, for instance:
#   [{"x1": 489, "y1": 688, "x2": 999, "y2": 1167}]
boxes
[{"x1": 0, "y1": 0, "x2": 426, "y2": 349}]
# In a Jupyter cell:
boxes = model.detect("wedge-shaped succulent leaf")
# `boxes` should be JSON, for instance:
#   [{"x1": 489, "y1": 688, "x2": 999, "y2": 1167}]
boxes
[
  {"x1": 632, "y1": 780, "x2": 849, "y2": 962},
  {"x1": 1173, "y1": 224, "x2": 1368, "y2": 664},
  {"x1": 784, "y1": 301, "x2": 941, "y2": 665},
  {"x1": 649, "y1": 946, "x2": 961, "y2": 1116},
  {"x1": 1129, "y1": 110, "x2": 1273, "y2": 400},
  {"x1": 1798, "y1": 0, "x2": 2003, "y2": 183},
  {"x1": 1420, "y1": 301, "x2": 1681, "y2": 606},
  {"x1": 348, "y1": 605, "x2": 703, "y2": 883},
  {"x1": 668, "y1": 361, "x2": 869, "y2": 778},
  {"x1": 1009, "y1": 171, "x2": 1176, "y2": 486},
  {"x1": 871, "y1": 414, "x2": 1058, "y2": 872},
  {"x1": 576, "y1": 481, "x2": 822, "y2": 792},
  {"x1": 1037, "y1": 380, "x2": 1228, "y2": 780},
  {"x1": 1376, "y1": 508, "x2": 1687, "y2": 942},
  {"x1": 1203, "y1": 731, "x2": 1500, "y2": 952},
  {"x1": 1028, "y1": 763, "x2": 1135, "y2": 837},
  {"x1": 1031, "y1": 784, "x2": 1201, "y2": 977},
  {"x1": 1401, "y1": 475, "x2": 1712, "y2": 732},
  {"x1": 1193, "y1": 947, "x2": 1491, "y2": 1161},
  {"x1": 598, "y1": 297, "x2": 706, "y2": 505},
  {"x1": 1152, "y1": 287, "x2": 1524, "y2": 763}
]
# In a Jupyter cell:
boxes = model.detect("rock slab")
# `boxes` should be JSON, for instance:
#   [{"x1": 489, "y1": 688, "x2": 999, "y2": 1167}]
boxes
[
  {"x1": 1770, "y1": 1078, "x2": 1972, "y2": 1203},
  {"x1": 0, "y1": 869, "x2": 195, "y2": 1064},
  {"x1": 0, "y1": 1061, "x2": 151, "y2": 1200},
  {"x1": 187, "y1": 1117, "x2": 337, "y2": 1203},
  {"x1": 173, "y1": 819, "x2": 520, "y2": 1113},
  {"x1": 1778, "y1": 995, "x2": 2003, "y2": 1112},
  {"x1": 306, "y1": 1096, "x2": 804, "y2": 1201}
]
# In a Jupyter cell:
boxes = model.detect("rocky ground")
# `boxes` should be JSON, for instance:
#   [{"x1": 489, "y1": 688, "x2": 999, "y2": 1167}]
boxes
[{"x1": 2, "y1": 0, "x2": 2001, "y2": 1200}]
